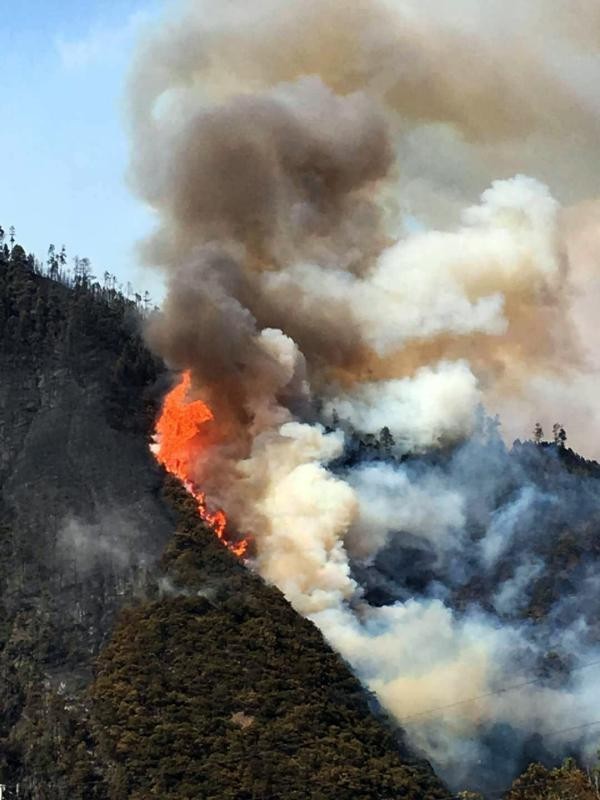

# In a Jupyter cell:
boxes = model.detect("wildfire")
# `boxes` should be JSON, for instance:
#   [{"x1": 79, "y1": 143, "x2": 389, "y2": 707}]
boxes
[{"x1": 154, "y1": 371, "x2": 249, "y2": 557}]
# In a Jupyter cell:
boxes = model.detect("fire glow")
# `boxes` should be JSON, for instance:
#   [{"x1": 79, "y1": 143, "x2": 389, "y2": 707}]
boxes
[{"x1": 153, "y1": 371, "x2": 249, "y2": 557}]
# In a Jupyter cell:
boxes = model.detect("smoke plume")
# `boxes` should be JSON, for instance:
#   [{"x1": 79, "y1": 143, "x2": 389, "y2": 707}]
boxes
[{"x1": 128, "y1": 0, "x2": 600, "y2": 792}]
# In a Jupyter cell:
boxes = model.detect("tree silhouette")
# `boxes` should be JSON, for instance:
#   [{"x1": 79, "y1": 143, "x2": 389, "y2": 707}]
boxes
[
  {"x1": 380, "y1": 426, "x2": 395, "y2": 457},
  {"x1": 553, "y1": 423, "x2": 567, "y2": 449}
]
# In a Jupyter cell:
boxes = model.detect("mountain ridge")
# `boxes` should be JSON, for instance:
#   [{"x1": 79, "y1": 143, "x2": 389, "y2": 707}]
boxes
[{"x1": 0, "y1": 234, "x2": 446, "y2": 799}]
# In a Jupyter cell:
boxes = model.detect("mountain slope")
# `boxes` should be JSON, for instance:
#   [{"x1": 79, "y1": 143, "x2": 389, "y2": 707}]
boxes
[
  {"x1": 91, "y1": 482, "x2": 447, "y2": 800},
  {"x1": 0, "y1": 241, "x2": 173, "y2": 794},
  {"x1": 0, "y1": 238, "x2": 446, "y2": 799}
]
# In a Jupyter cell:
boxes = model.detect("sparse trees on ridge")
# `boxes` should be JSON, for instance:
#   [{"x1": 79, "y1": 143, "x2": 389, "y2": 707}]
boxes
[
  {"x1": 553, "y1": 422, "x2": 568, "y2": 449},
  {"x1": 0, "y1": 224, "x2": 155, "y2": 315},
  {"x1": 532, "y1": 422, "x2": 568, "y2": 449}
]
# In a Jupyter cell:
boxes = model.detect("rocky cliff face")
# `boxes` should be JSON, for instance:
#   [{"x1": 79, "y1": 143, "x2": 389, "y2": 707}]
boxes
[{"x1": 0, "y1": 356, "x2": 172, "y2": 685}]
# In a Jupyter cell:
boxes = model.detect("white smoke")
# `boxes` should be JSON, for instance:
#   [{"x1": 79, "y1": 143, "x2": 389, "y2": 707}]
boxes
[
  {"x1": 346, "y1": 462, "x2": 466, "y2": 561},
  {"x1": 234, "y1": 422, "x2": 358, "y2": 616},
  {"x1": 324, "y1": 361, "x2": 481, "y2": 452},
  {"x1": 131, "y1": 0, "x2": 600, "y2": 792}
]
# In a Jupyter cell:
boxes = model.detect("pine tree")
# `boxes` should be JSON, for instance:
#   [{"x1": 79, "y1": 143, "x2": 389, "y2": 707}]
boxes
[
  {"x1": 379, "y1": 426, "x2": 395, "y2": 458},
  {"x1": 552, "y1": 423, "x2": 567, "y2": 448}
]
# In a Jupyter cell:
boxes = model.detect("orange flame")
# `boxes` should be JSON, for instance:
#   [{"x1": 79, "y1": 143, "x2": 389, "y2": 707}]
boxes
[{"x1": 154, "y1": 371, "x2": 249, "y2": 557}]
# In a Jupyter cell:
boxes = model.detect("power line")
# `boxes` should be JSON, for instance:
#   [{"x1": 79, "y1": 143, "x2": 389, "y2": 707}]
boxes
[
  {"x1": 5, "y1": 668, "x2": 600, "y2": 797},
  {"x1": 408, "y1": 720, "x2": 600, "y2": 800},
  {"x1": 403, "y1": 657, "x2": 600, "y2": 722},
  {"x1": 547, "y1": 718, "x2": 600, "y2": 739},
  {"x1": 4, "y1": 720, "x2": 600, "y2": 800},
  {"x1": 438, "y1": 765, "x2": 600, "y2": 800},
  {"x1": 7, "y1": 765, "x2": 600, "y2": 800}
]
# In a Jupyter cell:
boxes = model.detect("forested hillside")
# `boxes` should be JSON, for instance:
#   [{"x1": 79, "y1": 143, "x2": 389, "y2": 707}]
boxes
[
  {"x1": 3, "y1": 229, "x2": 600, "y2": 799},
  {"x1": 0, "y1": 231, "x2": 172, "y2": 795},
  {"x1": 0, "y1": 232, "x2": 446, "y2": 799}
]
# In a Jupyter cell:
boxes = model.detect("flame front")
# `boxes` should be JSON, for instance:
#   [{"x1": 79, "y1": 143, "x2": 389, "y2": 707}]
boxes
[{"x1": 154, "y1": 371, "x2": 249, "y2": 557}]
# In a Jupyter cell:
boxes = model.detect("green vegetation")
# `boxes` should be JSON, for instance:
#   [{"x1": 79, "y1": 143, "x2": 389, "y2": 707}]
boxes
[
  {"x1": 505, "y1": 758, "x2": 600, "y2": 799},
  {"x1": 89, "y1": 479, "x2": 446, "y2": 799}
]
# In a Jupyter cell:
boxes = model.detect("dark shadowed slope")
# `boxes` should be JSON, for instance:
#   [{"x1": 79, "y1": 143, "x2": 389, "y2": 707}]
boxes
[{"x1": 0, "y1": 239, "x2": 173, "y2": 794}]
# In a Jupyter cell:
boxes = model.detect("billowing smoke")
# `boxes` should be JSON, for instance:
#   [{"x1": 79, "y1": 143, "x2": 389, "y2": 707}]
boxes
[{"x1": 128, "y1": 0, "x2": 600, "y2": 792}]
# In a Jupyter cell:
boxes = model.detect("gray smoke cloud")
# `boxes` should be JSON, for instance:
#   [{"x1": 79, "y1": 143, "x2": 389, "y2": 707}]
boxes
[{"x1": 128, "y1": 0, "x2": 600, "y2": 792}]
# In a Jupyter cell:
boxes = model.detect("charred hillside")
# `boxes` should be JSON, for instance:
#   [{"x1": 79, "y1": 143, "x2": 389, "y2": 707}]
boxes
[{"x1": 0, "y1": 237, "x2": 446, "y2": 799}]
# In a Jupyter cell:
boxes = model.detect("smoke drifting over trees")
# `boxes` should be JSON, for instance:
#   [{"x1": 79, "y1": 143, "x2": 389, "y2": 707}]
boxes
[{"x1": 128, "y1": 0, "x2": 600, "y2": 792}]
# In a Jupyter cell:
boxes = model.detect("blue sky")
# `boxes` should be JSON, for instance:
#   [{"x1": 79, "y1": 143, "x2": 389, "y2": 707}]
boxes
[{"x1": 0, "y1": 0, "x2": 164, "y2": 297}]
